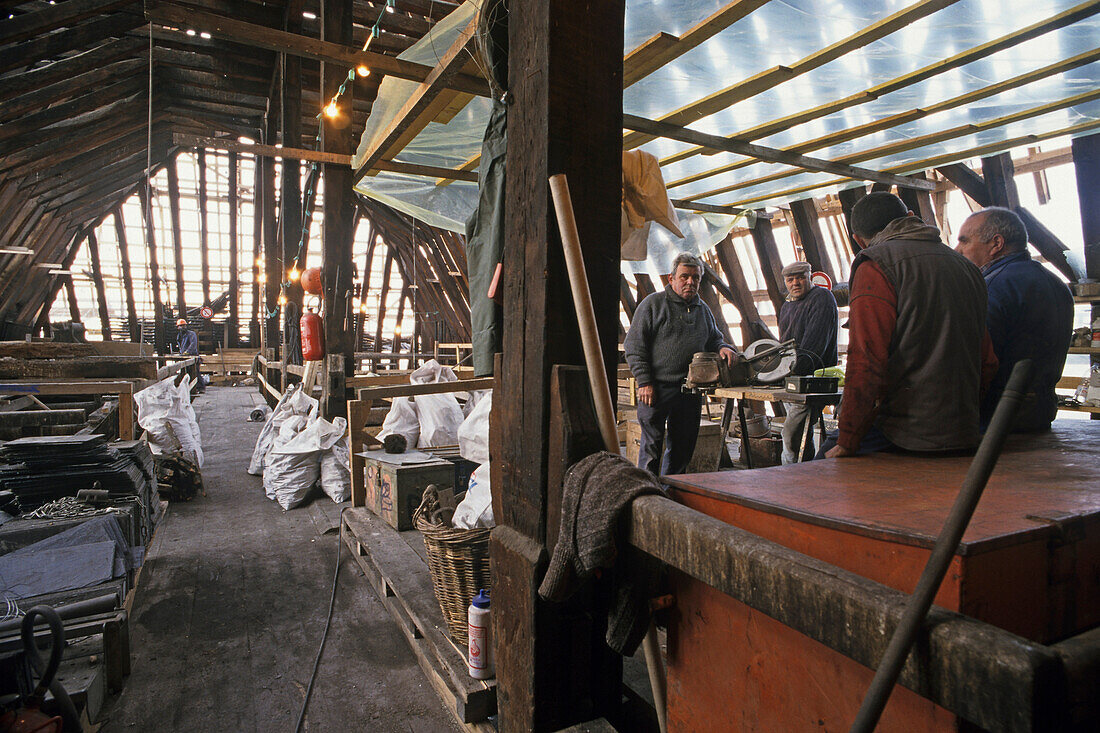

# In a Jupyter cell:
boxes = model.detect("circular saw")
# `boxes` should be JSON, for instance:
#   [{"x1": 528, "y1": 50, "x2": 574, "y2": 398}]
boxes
[{"x1": 742, "y1": 339, "x2": 797, "y2": 384}]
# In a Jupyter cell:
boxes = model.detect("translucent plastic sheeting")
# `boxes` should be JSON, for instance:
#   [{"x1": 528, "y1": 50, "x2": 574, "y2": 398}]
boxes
[{"x1": 355, "y1": 0, "x2": 1100, "y2": 251}]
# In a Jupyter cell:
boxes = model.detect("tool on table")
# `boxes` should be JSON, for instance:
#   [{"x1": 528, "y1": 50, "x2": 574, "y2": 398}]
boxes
[
  {"x1": 784, "y1": 375, "x2": 839, "y2": 394},
  {"x1": 683, "y1": 339, "x2": 798, "y2": 393},
  {"x1": 849, "y1": 359, "x2": 1034, "y2": 733}
]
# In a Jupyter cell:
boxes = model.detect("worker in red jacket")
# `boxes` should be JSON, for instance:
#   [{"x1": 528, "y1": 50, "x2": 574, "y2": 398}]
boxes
[{"x1": 824, "y1": 193, "x2": 997, "y2": 458}]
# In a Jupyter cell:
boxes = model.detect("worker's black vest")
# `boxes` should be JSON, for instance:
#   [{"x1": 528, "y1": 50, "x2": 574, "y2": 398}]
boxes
[{"x1": 852, "y1": 238, "x2": 988, "y2": 451}]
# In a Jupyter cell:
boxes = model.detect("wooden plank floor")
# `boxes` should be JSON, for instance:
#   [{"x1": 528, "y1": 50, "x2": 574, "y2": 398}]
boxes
[{"x1": 99, "y1": 386, "x2": 459, "y2": 732}]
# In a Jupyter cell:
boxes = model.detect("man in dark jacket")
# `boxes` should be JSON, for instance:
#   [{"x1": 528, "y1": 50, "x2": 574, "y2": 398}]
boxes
[
  {"x1": 624, "y1": 253, "x2": 736, "y2": 475},
  {"x1": 825, "y1": 193, "x2": 997, "y2": 458},
  {"x1": 956, "y1": 207, "x2": 1073, "y2": 431},
  {"x1": 778, "y1": 261, "x2": 838, "y2": 462}
]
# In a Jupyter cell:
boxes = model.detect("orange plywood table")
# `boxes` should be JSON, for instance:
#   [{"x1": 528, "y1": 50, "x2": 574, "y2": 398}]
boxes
[{"x1": 662, "y1": 422, "x2": 1100, "y2": 732}]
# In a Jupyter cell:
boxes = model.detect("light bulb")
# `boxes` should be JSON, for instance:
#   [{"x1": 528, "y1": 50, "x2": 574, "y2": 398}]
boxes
[
  {"x1": 356, "y1": 64, "x2": 370, "y2": 78},
  {"x1": 278, "y1": 293, "x2": 287, "y2": 306},
  {"x1": 324, "y1": 101, "x2": 338, "y2": 118},
  {"x1": 288, "y1": 267, "x2": 301, "y2": 282},
  {"x1": 255, "y1": 256, "x2": 263, "y2": 267},
  {"x1": 360, "y1": 303, "x2": 369, "y2": 314},
  {"x1": 257, "y1": 273, "x2": 266, "y2": 283}
]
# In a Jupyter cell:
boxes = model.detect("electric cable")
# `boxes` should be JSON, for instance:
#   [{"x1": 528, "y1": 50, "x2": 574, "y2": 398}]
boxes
[{"x1": 293, "y1": 508, "x2": 346, "y2": 733}]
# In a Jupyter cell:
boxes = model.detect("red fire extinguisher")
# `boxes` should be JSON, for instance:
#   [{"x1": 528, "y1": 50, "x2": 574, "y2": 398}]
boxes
[{"x1": 300, "y1": 309, "x2": 325, "y2": 361}]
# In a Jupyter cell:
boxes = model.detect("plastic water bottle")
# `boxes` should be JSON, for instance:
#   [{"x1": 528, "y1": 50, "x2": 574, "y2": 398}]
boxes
[{"x1": 467, "y1": 589, "x2": 493, "y2": 679}]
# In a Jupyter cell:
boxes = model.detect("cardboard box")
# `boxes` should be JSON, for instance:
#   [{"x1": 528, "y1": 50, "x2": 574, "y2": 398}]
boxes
[{"x1": 360, "y1": 451, "x2": 456, "y2": 530}]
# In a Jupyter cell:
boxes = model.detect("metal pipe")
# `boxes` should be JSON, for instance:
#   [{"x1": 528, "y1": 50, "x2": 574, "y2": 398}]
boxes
[{"x1": 849, "y1": 359, "x2": 1035, "y2": 733}]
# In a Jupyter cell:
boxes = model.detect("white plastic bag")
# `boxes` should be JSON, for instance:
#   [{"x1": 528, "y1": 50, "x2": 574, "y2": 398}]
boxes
[
  {"x1": 263, "y1": 452, "x2": 320, "y2": 510},
  {"x1": 321, "y1": 434, "x2": 351, "y2": 503},
  {"x1": 457, "y1": 392, "x2": 491, "y2": 465},
  {"x1": 248, "y1": 384, "x2": 318, "y2": 475},
  {"x1": 416, "y1": 393, "x2": 464, "y2": 448},
  {"x1": 134, "y1": 375, "x2": 204, "y2": 467},
  {"x1": 409, "y1": 359, "x2": 457, "y2": 385},
  {"x1": 453, "y1": 464, "x2": 494, "y2": 529},
  {"x1": 265, "y1": 414, "x2": 349, "y2": 509},
  {"x1": 376, "y1": 396, "x2": 420, "y2": 447}
]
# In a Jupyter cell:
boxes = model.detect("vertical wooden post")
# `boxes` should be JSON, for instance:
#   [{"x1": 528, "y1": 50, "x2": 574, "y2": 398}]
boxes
[
  {"x1": 166, "y1": 156, "x2": 187, "y2": 318},
  {"x1": 1072, "y1": 133, "x2": 1100, "y2": 419},
  {"x1": 250, "y1": 153, "x2": 263, "y2": 346},
  {"x1": 261, "y1": 116, "x2": 280, "y2": 355},
  {"x1": 981, "y1": 153, "x2": 1021, "y2": 210},
  {"x1": 493, "y1": 1, "x2": 624, "y2": 730},
  {"x1": 355, "y1": 221, "x2": 377, "y2": 357},
  {"x1": 750, "y1": 214, "x2": 786, "y2": 314},
  {"x1": 282, "y1": 10, "x2": 304, "y2": 359},
  {"x1": 897, "y1": 174, "x2": 937, "y2": 226},
  {"x1": 321, "y1": 0, "x2": 355, "y2": 419},
  {"x1": 837, "y1": 186, "x2": 866, "y2": 256},
  {"x1": 63, "y1": 274, "x2": 81, "y2": 323},
  {"x1": 789, "y1": 198, "x2": 836, "y2": 284},
  {"x1": 372, "y1": 248, "x2": 394, "y2": 371},
  {"x1": 228, "y1": 152, "x2": 240, "y2": 347},
  {"x1": 138, "y1": 184, "x2": 167, "y2": 354},
  {"x1": 87, "y1": 230, "x2": 112, "y2": 340},
  {"x1": 714, "y1": 235, "x2": 772, "y2": 345},
  {"x1": 114, "y1": 209, "x2": 140, "y2": 343},
  {"x1": 197, "y1": 149, "x2": 211, "y2": 306}
]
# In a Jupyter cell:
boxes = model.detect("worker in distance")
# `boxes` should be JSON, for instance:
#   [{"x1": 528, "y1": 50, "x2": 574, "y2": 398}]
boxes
[
  {"x1": 777, "y1": 261, "x2": 838, "y2": 463},
  {"x1": 176, "y1": 318, "x2": 204, "y2": 394},
  {"x1": 955, "y1": 207, "x2": 1073, "y2": 432},
  {"x1": 624, "y1": 253, "x2": 737, "y2": 475},
  {"x1": 823, "y1": 192, "x2": 997, "y2": 458}
]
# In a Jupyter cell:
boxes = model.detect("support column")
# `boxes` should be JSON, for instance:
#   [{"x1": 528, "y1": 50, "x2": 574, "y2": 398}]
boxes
[
  {"x1": 837, "y1": 186, "x2": 867, "y2": 257},
  {"x1": 750, "y1": 214, "x2": 786, "y2": 313},
  {"x1": 114, "y1": 209, "x2": 140, "y2": 342},
  {"x1": 250, "y1": 153, "x2": 263, "y2": 346},
  {"x1": 166, "y1": 157, "x2": 187, "y2": 318},
  {"x1": 320, "y1": 0, "x2": 355, "y2": 418},
  {"x1": 1072, "y1": 133, "x2": 1100, "y2": 420},
  {"x1": 981, "y1": 153, "x2": 1021, "y2": 210},
  {"x1": 228, "y1": 152, "x2": 240, "y2": 347},
  {"x1": 198, "y1": 149, "x2": 211, "y2": 306},
  {"x1": 282, "y1": 5, "x2": 304, "y2": 363},
  {"x1": 789, "y1": 198, "x2": 836, "y2": 284},
  {"x1": 897, "y1": 173, "x2": 937, "y2": 226},
  {"x1": 63, "y1": 275, "x2": 81, "y2": 324},
  {"x1": 261, "y1": 115, "x2": 280, "y2": 355},
  {"x1": 87, "y1": 231, "x2": 112, "y2": 340},
  {"x1": 493, "y1": 1, "x2": 625, "y2": 731},
  {"x1": 138, "y1": 184, "x2": 166, "y2": 354}
]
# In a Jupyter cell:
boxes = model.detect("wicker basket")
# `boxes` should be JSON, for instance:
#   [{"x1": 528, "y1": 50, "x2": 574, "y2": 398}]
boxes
[{"x1": 414, "y1": 485, "x2": 492, "y2": 645}]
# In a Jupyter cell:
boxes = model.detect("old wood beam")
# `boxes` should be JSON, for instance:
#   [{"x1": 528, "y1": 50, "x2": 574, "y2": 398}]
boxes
[
  {"x1": 320, "y1": 0, "x2": 356, "y2": 418},
  {"x1": 351, "y1": 11, "x2": 479, "y2": 183},
  {"x1": 197, "y1": 149, "x2": 211, "y2": 305},
  {"x1": 227, "y1": 152, "x2": 240, "y2": 347},
  {"x1": 113, "y1": 208, "x2": 140, "y2": 342},
  {"x1": 250, "y1": 151, "x2": 263, "y2": 346},
  {"x1": 749, "y1": 214, "x2": 786, "y2": 314},
  {"x1": 144, "y1": 2, "x2": 488, "y2": 97},
  {"x1": 789, "y1": 198, "x2": 837, "y2": 284},
  {"x1": 354, "y1": 220, "x2": 377, "y2": 352},
  {"x1": 138, "y1": 184, "x2": 167, "y2": 353},
  {"x1": 85, "y1": 230, "x2": 113, "y2": 340},
  {"x1": 981, "y1": 153, "x2": 1022, "y2": 210},
  {"x1": 0, "y1": 37, "x2": 144, "y2": 106},
  {"x1": 623, "y1": 113, "x2": 935, "y2": 193},
  {"x1": 837, "y1": 186, "x2": 867, "y2": 256},
  {"x1": 372, "y1": 247, "x2": 394, "y2": 370},
  {"x1": 896, "y1": 171, "x2": 937, "y2": 225},
  {"x1": 0, "y1": 11, "x2": 146, "y2": 75},
  {"x1": 1073, "y1": 133, "x2": 1100, "y2": 281},
  {"x1": 494, "y1": 1, "x2": 625, "y2": 730},
  {"x1": 261, "y1": 106, "x2": 280, "y2": 354},
  {"x1": 0, "y1": 0, "x2": 136, "y2": 45},
  {"x1": 281, "y1": 1, "x2": 305, "y2": 361},
  {"x1": 165, "y1": 157, "x2": 187, "y2": 317},
  {"x1": 714, "y1": 235, "x2": 775, "y2": 345}
]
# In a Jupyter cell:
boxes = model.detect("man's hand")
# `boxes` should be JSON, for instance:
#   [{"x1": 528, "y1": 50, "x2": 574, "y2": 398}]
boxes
[
  {"x1": 718, "y1": 347, "x2": 738, "y2": 365},
  {"x1": 825, "y1": 444, "x2": 855, "y2": 458},
  {"x1": 638, "y1": 384, "x2": 654, "y2": 406}
]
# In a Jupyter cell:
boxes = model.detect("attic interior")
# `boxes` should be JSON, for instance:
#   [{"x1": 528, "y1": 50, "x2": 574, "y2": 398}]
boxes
[{"x1": 1, "y1": 1, "x2": 1099, "y2": 732}]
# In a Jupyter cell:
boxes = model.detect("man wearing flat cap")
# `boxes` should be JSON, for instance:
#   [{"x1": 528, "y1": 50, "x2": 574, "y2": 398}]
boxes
[{"x1": 777, "y1": 261, "x2": 838, "y2": 462}]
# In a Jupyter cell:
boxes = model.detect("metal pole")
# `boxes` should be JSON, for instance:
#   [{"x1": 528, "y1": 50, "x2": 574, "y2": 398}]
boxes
[{"x1": 849, "y1": 359, "x2": 1034, "y2": 732}]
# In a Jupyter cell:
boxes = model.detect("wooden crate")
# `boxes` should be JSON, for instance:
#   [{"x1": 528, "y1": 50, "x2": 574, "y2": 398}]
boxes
[
  {"x1": 360, "y1": 451, "x2": 456, "y2": 530},
  {"x1": 625, "y1": 418, "x2": 725, "y2": 473}
]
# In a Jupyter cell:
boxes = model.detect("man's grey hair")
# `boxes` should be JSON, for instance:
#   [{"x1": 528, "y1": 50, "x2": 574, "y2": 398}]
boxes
[
  {"x1": 972, "y1": 207, "x2": 1028, "y2": 252},
  {"x1": 670, "y1": 253, "x2": 703, "y2": 274}
]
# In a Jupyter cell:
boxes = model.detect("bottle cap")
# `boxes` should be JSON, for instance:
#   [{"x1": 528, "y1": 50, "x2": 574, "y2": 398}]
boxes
[{"x1": 472, "y1": 589, "x2": 490, "y2": 609}]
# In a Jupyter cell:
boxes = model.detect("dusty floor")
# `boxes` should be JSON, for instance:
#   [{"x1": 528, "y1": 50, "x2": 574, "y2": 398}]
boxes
[{"x1": 100, "y1": 386, "x2": 460, "y2": 732}]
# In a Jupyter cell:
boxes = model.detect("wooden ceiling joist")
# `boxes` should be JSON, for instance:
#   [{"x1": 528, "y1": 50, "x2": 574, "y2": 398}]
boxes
[
  {"x1": 0, "y1": 10, "x2": 145, "y2": 74},
  {"x1": 0, "y1": 0, "x2": 137, "y2": 46},
  {"x1": 351, "y1": 10, "x2": 479, "y2": 183},
  {"x1": 623, "y1": 113, "x2": 935, "y2": 192},
  {"x1": 144, "y1": 2, "x2": 488, "y2": 97},
  {"x1": 621, "y1": 0, "x2": 963, "y2": 150}
]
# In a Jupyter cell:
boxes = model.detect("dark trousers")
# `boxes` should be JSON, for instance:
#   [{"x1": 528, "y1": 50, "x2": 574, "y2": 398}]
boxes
[{"x1": 637, "y1": 382, "x2": 702, "y2": 476}]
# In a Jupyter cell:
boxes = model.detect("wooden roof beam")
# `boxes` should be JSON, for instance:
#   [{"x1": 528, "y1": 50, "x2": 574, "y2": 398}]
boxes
[
  {"x1": 0, "y1": 10, "x2": 146, "y2": 74},
  {"x1": 623, "y1": 113, "x2": 934, "y2": 192},
  {"x1": 144, "y1": 2, "x2": 489, "y2": 97},
  {"x1": 0, "y1": 0, "x2": 137, "y2": 45},
  {"x1": 661, "y1": 1, "x2": 1100, "y2": 169},
  {"x1": 623, "y1": 0, "x2": 769, "y2": 87},
  {"x1": 351, "y1": 11, "x2": 478, "y2": 183},
  {"x1": 0, "y1": 38, "x2": 144, "y2": 106}
]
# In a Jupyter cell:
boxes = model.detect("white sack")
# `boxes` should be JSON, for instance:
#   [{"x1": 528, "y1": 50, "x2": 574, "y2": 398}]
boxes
[
  {"x1": 416, "y1": 393, "x2": 464, "y2": 448},
  {"x1": 134, "y1": 375, "x2": 204, "y2": 467},
  {"x1": 457, "y1": 392, "x2": 491, "y2": 465},
  {"x1": 452, "y1": 464, "x2": 493, "y2": 529},
  {"x1": 263, "y1": 452, "x2": 320, "y2": 511},
  {"x1": 321, "y1": 429, "x2": 352, "y2": 504},
  {"x1": 376, "y1": 396, "x2": 420, "y2": 447},
  {"x1": 265, "y1": 413, "x2": 348, "y2": 509},
  {"x1": 410, "y1": 359, "x2": 457, "y2": 384},
  {"x1": 248, "y1": 384, "x2": 318, "y2": 475}
]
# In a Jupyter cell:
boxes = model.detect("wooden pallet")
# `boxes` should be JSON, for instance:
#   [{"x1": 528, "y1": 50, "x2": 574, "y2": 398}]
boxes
[{"x1": 340, "y1": 508, "x2": 496, "y2": 730}]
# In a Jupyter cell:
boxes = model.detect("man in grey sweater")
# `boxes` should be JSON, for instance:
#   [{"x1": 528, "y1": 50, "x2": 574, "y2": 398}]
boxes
[{"x1": 624, "y1": 253, "x2": 736, "y2": 475}]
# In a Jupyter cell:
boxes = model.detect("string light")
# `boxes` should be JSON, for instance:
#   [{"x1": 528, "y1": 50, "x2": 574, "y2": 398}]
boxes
[
  {"x1": 257, "y1": 273, "x2": 266, "y2": 284},
  {"x1": 288, "y1": 265, "x2": 301, "y2": 282},
  {"x1": 324, "y1": 101, "x2": 339, "y2": 118},
  {"x1": 255, "y1": 256, "x2": 263, "y2": 267},
  {"x1": 278, "y1": 293, "x2": 288, "y2": 306},
  {"x1": 356, "y1": 64, "x2": 370, "y2": 77}
]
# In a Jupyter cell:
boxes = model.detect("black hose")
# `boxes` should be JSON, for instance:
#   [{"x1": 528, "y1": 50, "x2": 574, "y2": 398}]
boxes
[{"x1": 21, "y1": 605, "x2": 80, "y2": 730}]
